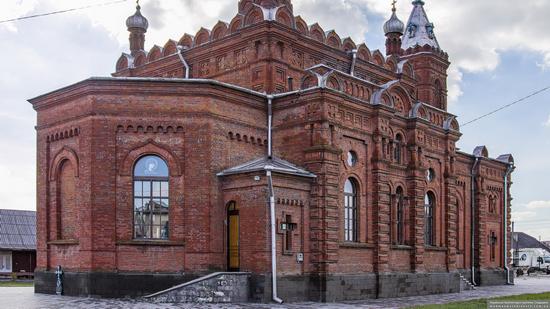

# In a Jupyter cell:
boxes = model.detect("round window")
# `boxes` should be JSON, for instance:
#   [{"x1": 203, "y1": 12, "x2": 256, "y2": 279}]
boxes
[
  {"x1": 347, "y1": 151, "x2": 358, "y2": 167},
  {"x1": 426, "y1": 168, "x2": 436, "y2": 182}
]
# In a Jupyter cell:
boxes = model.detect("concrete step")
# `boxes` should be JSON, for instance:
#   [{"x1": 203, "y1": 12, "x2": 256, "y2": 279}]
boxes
[
  {"x1": 144, "y1": 272, "x2": 250, "y2": 303},
  {"x1": 459, "y1": 274, "x2": 476, "y2": 291}
]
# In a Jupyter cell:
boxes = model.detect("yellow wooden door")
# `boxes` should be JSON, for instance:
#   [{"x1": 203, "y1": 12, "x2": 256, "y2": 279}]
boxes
[{"x1": 227, "y1": 202, "x2": 239, "y2": 271}]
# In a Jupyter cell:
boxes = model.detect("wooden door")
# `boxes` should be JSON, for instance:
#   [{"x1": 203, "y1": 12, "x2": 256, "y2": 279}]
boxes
[{"x1": 227, "y1": 202, "x2": 240, "y2": 271}]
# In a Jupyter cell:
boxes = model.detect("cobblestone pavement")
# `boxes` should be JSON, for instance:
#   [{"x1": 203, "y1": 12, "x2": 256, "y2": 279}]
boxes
[{"x1": 3, "y1": 275, "x2": 550, "y2": 309}]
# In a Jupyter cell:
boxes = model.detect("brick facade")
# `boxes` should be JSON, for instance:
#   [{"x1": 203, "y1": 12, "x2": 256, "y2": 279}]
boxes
[{"x1": 30, "y1": 0, "x2": 514, "y2": 301}]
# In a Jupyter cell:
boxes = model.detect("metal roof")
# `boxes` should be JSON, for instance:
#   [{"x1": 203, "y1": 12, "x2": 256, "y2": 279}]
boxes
[
  {"x1": 217, "y1": 156, "x2": 317, "y2": 178},
  {"x1": 401, "y1": 0, "x2": 440, "y2": 50},
  {"x1": 513, "y1": 232, "x2": 550, "y2": 253},
  {"x1": 0, "y1": 209, "x2": 36, "y2": 251}
]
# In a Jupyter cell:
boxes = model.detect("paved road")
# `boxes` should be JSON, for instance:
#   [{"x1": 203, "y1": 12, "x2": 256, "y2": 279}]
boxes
[{"x1": 2, "y1": 275, "x2": 550, "y2": 309}]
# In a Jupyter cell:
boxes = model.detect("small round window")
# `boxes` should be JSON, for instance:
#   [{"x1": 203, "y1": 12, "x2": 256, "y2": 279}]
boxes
[
  {"x1": 347, "y1": 151, "x2": 358, "y2": 167},
  {"x1": 426, "y1": 168, "x2": 436, "y2": 182}
]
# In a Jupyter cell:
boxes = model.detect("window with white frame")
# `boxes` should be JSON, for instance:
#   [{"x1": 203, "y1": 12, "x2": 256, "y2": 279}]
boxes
[{"x1": 0, "y1": 252, "x2": 11, "y2": 273}]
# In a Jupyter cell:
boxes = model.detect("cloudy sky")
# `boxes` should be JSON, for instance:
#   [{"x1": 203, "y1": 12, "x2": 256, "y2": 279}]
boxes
[{"x1": 1, "y1": 0, "x2": 549, "y2": 240}]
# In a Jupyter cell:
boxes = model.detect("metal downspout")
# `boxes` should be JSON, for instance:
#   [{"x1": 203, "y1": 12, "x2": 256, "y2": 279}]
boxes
[
  {"x1": 176, "y1": 46, "x2": 190, "y2": 79},
  {"x1": 471, "y1": 158, "x2": 480, "y2": 286},
  {"x1": 350, "y1": 49, "x2": 358, "y2": 76},
  {"x1": 266, "y1": 95, "x2": 283, "y2": 304},
  {"x1": 504, "y1": 164, "x2": 514, "y2": 285}
]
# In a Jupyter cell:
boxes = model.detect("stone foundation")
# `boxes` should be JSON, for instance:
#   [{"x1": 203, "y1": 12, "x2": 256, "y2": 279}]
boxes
[
  {"x1": 34, "y1": 271, "x2": 198, "y2": 298},
  {"x1": 478, "y1": 269, "x2": 513, "y2": 286},
  {"x1": 251, "y1": 272, "x2": 460, "y2": 302},
  {"x1": 35, "y1": 270, "x2": 509, "y2": 302}
]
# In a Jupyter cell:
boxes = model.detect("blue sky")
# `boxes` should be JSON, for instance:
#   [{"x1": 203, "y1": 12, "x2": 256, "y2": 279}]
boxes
[{"x1": 1, "y1": 0, "x2": 549, "y2": 239}]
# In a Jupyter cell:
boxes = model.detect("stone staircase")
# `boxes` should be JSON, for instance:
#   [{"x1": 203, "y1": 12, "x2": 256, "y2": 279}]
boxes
[
  {"x1": 459, "y1": 273, "x2": 477, "y2": 291},
  {"x1": 144, "y1": 272, "x2": 250, "y2": 303}
]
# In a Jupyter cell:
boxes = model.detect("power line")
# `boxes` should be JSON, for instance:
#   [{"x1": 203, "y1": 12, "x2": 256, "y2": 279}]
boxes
[
  {"x1": 461, "y1": 85, "x2": 550, "y2": 127},
  {"x1": 0, "y1": 0, "x2": 128, "y2": 24}
]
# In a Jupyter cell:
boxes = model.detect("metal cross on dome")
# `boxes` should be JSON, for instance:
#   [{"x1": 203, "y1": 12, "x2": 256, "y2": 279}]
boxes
[{"x1": 392, "y1": 0, "x2": 397, "y2": 11}]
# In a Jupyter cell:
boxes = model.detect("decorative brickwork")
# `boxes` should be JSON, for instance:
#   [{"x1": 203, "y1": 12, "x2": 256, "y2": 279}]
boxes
[{"x1": 29, "y1": 0, "x2": 514, "y2": 302}]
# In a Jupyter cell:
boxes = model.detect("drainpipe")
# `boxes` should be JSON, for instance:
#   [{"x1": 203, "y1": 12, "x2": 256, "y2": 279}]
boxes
[
  {"x1": 503, "y1": 163, "x2": 514, "y2": 285},
  {"x1": 266, "y1": 95, "x2": 283, "y2": 304},
  {"x1": 350, "y1": 49, "x2": 358, "y2": 76},
  {"x1": 470, "y1": 158, "x2": 480, "y2": 286},
  {"x1": 267, "y1": 96, "x2": 273, "y2": 159},
  {"x1": 176, "y1": 46, "x2": 190, "y2": 79}
]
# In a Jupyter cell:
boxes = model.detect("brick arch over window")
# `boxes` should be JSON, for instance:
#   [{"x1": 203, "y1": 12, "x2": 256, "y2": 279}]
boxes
[
  {"x1": 50, "y1": 146, "x2": 80, "y2": 181},
  {"x1": 120, "y1": 141, "x2": 182, "y2": 177}
]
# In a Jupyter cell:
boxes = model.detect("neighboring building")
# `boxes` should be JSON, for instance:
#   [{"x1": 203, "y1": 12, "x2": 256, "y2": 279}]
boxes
[
  {"x1": 30, "y1": 0, "x2": 515, "y2": 302},
  {"x1": 0, "y1": 209, "x2": 37, "y2": 276},
  {"x1": 512, "y1": 232, "x2": 550, "y2": 255}
]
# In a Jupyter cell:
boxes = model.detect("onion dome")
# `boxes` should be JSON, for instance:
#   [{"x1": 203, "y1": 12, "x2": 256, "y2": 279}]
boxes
[
  {"x1": 126, "y1": 3, "x2": 149, "y2": 31},
  {"x1": 384, "y1": 2, "x2": 405, "y2": 35}
]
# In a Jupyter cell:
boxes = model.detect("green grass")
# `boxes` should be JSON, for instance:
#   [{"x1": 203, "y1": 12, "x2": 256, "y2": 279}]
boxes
[
  {"x1": 409, "y1": 292, "x2": 550, "y2": 309},
  {"x1": 0, "y1": 281, "x2": 34, "y2": 287}
]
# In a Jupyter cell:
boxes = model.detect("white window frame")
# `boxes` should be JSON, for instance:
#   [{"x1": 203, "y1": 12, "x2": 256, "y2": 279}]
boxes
[{"x1": 0, "y1": 252, "x2": 12, "y2": 273}]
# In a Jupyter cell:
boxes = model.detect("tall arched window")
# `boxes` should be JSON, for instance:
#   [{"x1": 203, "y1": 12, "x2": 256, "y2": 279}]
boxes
[
  {"x1": 424, "y1": 192, "x2": 435, "y2": 246},
  {"x1": 133, "y1": 155, "x2": 170, "y2": 239},
  {"x1": 344, "y1": 178, "x2": 358, "y2": 242},
  {"x1": 396, "y1": 187, "x2": 405, "y2": 245},
  {"x1": 58, "y1": 160, "x2": 77, "y2": 240},
  {"x1": 394, "y1": 134, "x2": 403, "y2": 164}
]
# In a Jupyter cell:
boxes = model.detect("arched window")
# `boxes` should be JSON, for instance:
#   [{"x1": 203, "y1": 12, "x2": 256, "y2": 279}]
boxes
[
  {"x1": 394, "y1": 134, "x2": 403, "y2": 164},
  {"x1": 344, "y1": 178, "x2": 358, "y2": 242},
  {"x1": 58, "y1": 160, "x2": 77, "y2": 240},
  {"x1": 424, "y1": 192, "x2": 435, "y2": 246},
  {"x1": 133, "y1": 155, "x2": 170, "y2": 239},
  {"x1": 396, "y1": 187, "x2": 405, "y2": 245}
]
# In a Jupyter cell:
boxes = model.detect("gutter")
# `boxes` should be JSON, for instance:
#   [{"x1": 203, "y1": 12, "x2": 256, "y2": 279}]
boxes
[
  {"x1": 470, "y1": 157, "x2": 480, "y2": 286},
  {"x1": 503, "y1": 163, "x2": 515, "y2": 285},
  {"x1": 350, "y1": 49, "x2": 358, "y2": 76},
  {"x1": 176, "y1": 46, "x2": 190, "y2": 79},
  {"x1": 266, "y1": 95, "x2": 283, "y2": 304}
]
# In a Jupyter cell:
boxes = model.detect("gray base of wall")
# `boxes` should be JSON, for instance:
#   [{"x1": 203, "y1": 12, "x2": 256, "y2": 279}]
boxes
[
  {"x1": 478, "y1": 269, "x2": 514, "y2": 286},
  {"x1": 35, "y1": 269, "x2": 511, "y2": 301},
  {"x1": 251, "y1": 272, "x2": 461, "y2": 302},
  {"x1": 34, "y1": 271, "x2": 198, "y2": 298}
]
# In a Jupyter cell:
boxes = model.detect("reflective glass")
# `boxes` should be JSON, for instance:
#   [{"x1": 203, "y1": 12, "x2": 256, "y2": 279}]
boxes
[{"x1": 134, "y1": 155, "x2": 169, "y2": 177}]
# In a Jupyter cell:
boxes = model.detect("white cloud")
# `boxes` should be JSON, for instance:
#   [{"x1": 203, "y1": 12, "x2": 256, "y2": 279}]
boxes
[
  {"x1": 544, "y1": 115, "x2": 550, "y2": 127},
  {"x1": 2, "y1": 0, "x2": 550, "y2": 213},
  {"x1": 512, "y1": 210, "x2": 537, "y2": 222},
  {"x1": 526, "y1": 201, "x2": 550, "y2": 210}
]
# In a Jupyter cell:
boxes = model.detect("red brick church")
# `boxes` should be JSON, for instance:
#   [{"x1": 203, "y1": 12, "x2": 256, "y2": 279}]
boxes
[{"x1": 30, "y1": 0, "x2": 515, "y2": 302}]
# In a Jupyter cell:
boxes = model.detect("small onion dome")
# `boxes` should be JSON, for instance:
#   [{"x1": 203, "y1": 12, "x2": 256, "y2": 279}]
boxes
[
  {"x1": 126, "y1": 4, "x2": 149, "y2": 31},
  {"x1": 384, "y1": 9, "x2": 405, "y2": 35}
]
